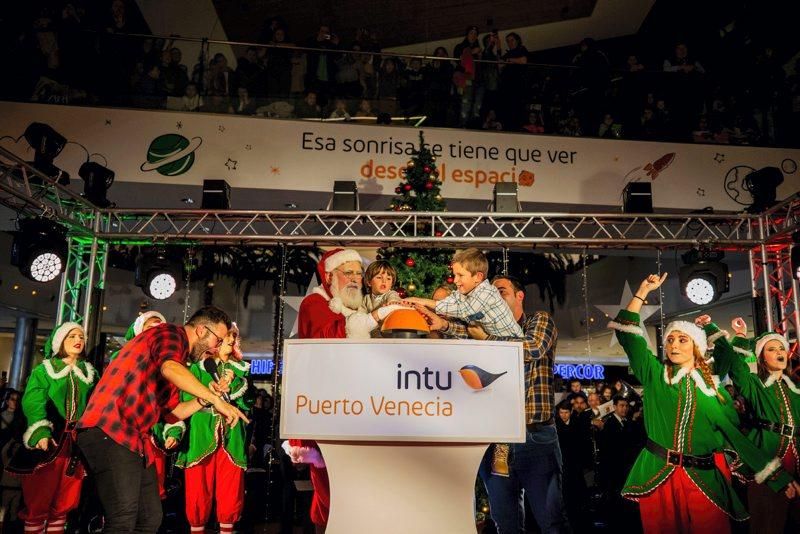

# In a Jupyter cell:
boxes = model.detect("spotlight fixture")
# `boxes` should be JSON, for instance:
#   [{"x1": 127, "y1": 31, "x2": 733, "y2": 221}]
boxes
[
  {"x1": 135, "y1": 248, "x2": 183, "y2": 300},
  {"x1": 744, "y1": 167, "x2": 783, "y2": 214},
  {"x1": 10, "y1": 218, "x2": 68, "y2": 283},
  {"x1": 23, "y1": 122, "x2": 70, "y2": 185},
  {"x1": 78, "y1": 162, "x2": 115, "y2": 207},
  {"x1": 679, "y1": 249, "x2": 729, "y2": 305}
]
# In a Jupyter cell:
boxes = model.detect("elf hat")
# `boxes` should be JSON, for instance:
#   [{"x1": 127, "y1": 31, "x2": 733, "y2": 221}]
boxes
[
  {"x1": 664, "y1": 321, "x2": 708, "y2": 354},
  {"x1": 45, "y1": 322, "x2": 84, "y2": 358},
  {"x1": 754, "y1": 331, "x2": 789, "y2": 358},
  {"x1": 125, "y1": 311, "x2": 166, "y2": 341}
]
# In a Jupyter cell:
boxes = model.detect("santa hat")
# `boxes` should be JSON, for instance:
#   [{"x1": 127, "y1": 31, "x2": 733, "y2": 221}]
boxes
[
  {"x1": 317, "y1": 248, "x2": 362, "y2": 290},
  {"x1": 754, "y1": 331, "x2": 789, "y2": 358},
  {"x1": 128, "y1": 311, "x2": 166, "y2": 340},
  {"x1": 664, "y1": 321, "x2": 708, "y2": 354},
  {"x1": 44, "y1": 322, "x2": 84, "y2": 358}
]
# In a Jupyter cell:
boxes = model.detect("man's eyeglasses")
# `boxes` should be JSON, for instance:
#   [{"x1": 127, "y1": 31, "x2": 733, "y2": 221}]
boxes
[
  {"x1": 335, "y1": 269, "x2": 364, "y2": 279},
  {"x1": 204, "y1": 325, "x2": 224, "y2": 347}
]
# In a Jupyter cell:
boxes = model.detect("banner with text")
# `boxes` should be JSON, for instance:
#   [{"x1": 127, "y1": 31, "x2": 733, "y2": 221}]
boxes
[
  {"x1": 1, "y1": 102, "x2": 798, "y2": 210},
  {"x1": 280, "y1": 339, "x2": 525, "y2": 443}
]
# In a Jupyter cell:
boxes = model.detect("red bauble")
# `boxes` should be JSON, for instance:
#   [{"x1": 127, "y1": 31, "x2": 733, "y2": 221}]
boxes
[
  {"x1": 397, "y1": 288, "x2": 407, "y2": 299},
  {"x1": 423, "y1": 165, "x2": 431, "y2": 173},
  {"x1": 434, "y1": 230, "x2": 443, "y2": 237},
  {"x1": 405, "y1": 257, "x2": 416, "y2": 267},
  {"x1": 394, "y1": 186, "x2": 402, "y2": 194},
  {"x1": 425, "y1": 181, "x2": 434, "y2": 190},
  {"x1": 403, "y1": 184, "x2": 412, "y2": 192},
  {"x1": 446, "y1": 275, "x2": 454, "y2": 284}
]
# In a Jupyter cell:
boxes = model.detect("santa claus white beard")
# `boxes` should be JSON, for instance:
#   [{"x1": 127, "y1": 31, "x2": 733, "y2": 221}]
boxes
[{"x1": 331, "y1": 276, "x2": 362, "y2": 310}]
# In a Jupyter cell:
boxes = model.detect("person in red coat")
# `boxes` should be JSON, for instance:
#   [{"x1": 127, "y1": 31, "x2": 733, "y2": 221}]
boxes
[{"x1": 283, "y1": 248, "x2": 403, "y2": 531}]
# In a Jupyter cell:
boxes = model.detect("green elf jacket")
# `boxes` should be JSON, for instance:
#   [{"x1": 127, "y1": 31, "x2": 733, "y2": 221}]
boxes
[
  {"x1": 717, "y1": 334, "x2": 800, "y2": 477},
  {"x1": 609, "y1": 310, "x2": 792, "y2": 520},
  {"x1": 175, "y1": 360, "x2": 251, "y2": 470},
  {"x1": 151, "y1": 420, "x2": 187, "y2": 454},
  {"x1": 21, "y1": 358, "x2": 97, "y2": 449}
]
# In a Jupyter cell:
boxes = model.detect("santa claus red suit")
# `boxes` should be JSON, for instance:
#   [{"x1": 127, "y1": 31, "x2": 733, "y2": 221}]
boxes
[{"x1": 283, "y1": 248, "x2": 392, "y2": 527}]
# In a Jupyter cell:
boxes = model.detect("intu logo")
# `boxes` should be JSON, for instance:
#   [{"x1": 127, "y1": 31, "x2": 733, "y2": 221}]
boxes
[
  {"x1": 458, "y1": 365, "x2": 507, "y2": 390},
  {"x1": 396, "y1": 363, "x2": 452, "y2": 390}
]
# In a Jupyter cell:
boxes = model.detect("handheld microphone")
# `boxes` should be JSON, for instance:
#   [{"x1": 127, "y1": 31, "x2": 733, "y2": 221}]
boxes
[{"x1": 203, "y1": 358, "x2": 231, "y2": 403}]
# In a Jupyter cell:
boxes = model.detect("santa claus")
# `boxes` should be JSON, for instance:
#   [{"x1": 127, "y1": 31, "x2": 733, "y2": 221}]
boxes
[{"x1": 282, "y1": 248, "x2": 403, "y2": 530}]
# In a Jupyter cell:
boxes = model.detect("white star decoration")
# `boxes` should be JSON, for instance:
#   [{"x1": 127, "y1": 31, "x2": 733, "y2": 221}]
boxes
[
  {"x1": 595, "y1": 281, "x2": 660, "y2": 348},
  {"x1": 281, "y1": 278, "x2": 319, "y2": 338}
]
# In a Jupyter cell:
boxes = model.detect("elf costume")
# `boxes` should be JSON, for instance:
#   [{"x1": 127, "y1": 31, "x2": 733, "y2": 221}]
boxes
[
  {"x1": 609, "y1": 311, "x2": 794, "y2": 534},
  {"x1": 7, "y1": 323, "x2": 97, "y2": 534},
  {"x1": 720, "y1": 331, "x2": 800, "y2": 533},
  {"x1": 175, "y1": 358, "x2": 251, "y2": 534},
  {"x1": 149, "y1": 418, "x2": 185, "y2": 500}
]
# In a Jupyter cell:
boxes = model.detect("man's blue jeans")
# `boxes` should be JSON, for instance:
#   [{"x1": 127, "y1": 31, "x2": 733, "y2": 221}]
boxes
[{"x1": 478, "y1": 424, "x2": 571, "y2": 534}]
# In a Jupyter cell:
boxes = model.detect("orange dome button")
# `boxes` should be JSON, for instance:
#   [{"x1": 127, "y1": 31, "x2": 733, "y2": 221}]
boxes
[{"x1": 381, "y1": 308, "x2": 430, "y2": 338}]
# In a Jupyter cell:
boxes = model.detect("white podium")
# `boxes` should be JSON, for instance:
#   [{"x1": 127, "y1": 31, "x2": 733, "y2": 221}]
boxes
[{"x1": 280, "y1": 339, "x2": 526, "y2": 534}]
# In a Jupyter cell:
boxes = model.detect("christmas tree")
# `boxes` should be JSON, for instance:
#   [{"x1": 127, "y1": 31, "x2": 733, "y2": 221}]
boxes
[
  {"x1": 380, "y1": 131, "x2": 452, "y2": 298},
  {"x1": 389, "y1": 131, "x2": 444, "y2": 212}
]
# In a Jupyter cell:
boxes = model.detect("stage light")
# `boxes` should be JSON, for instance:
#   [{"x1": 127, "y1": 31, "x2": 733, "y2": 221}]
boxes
[
  {"x1": 679, "y1": 249, "x2": 729, "y2": 305},
  {"x1": 79, "y1": 162, "x2": 115, "y2": 207},
  {"x1": 135, "y1": 248, "x2": 182, "y2": 300},
  {"x1": 744, "y1": 167, "x2": 783, "y2": 214},
  {"x1": 792, "y1": 232, "x2": 800, "y2": 281},
  {"x1": 23, "y1": 122, "x2": 70, "y2": 185},
  {"x1": 10, "y1": 218, "x2": 68, "y2": 283},
  {"x1": 24, "y1": 123, "x2": 66, "y2": 160}
]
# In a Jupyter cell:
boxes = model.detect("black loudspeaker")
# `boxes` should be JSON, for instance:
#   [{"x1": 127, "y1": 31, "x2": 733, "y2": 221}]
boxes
[
  {"x1": 202, "y1": 179, "x2": 231, "y2": 209},
  {"x1": 622, "y1": 182, "x2": 653, "y2": 213},
  {"x1": 331, "y1": 181, "x2": 358, "y2": 211},
  {"x1": 494, "y1": 182, "x2": 519, "y2": 213}
]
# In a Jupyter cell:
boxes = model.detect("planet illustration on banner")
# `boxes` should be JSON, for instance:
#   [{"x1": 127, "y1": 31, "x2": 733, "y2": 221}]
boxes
[
  {"x1": 459, "y1": 365, "x2": 507, "y2": 390},
  {"x1": 140, "y1": 134, "x2": 203, "y2": 176}
]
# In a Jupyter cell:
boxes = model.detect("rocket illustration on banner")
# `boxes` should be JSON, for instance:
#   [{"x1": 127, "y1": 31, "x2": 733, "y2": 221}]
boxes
[{"x1": 643, "y1": 152, "x2": 676, "y2": 179}]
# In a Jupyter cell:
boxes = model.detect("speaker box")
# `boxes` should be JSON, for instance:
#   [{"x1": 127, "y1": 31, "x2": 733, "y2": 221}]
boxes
[
  {"x1": 622, "y1": 182, "x2": 653, "y2": 213},
  {"x1": 202, "y1": 180, "x2": 231, "y2": 209},
  {"x1": 494, "y1": 182, "x2": 519, "y2": 213},
  {"x1": 332, "y1": 181, "x2": 358, "y2": 211}
]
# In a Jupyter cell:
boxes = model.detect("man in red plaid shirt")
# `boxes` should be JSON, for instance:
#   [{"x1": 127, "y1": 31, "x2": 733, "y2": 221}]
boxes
[{"x1": 77, "y1": 306, "x2": 248, "y2": 533}]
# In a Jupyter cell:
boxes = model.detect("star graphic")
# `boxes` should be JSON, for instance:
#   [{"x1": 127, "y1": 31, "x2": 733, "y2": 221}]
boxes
[
  {"x1": 595, "y1": 281, "x2": 660, "y2": 348},
  {"x1": 105, "y1": 119, "x2": 112, "y2": 126},
  {"x1": 696, "y1": 188, "x2": 706, "y2": 197},
  {"x1": 282, "y1": 278, "x2": 319, "y2": 337},
  {"x1": 270, "y1": 166, "x2": 281, "y2": 175},
  {"x1": 218, "y1": 125, "x2": 225, "y2": 133},
  {"x1": 225, "y1": 158, "x2": 237, "y2": 170},
  {"x1": 713, "y1": 153, "x2": 725, "y2": 164},
  {"x1": 245, "y1": 144, "x2": 252, "y2": 150},
  {"x1": 176, "y1": 121, "x2": 183, "y2": 129}
]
